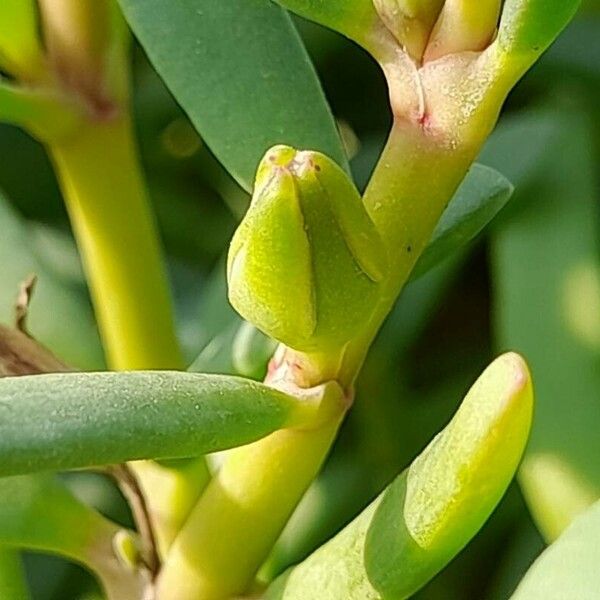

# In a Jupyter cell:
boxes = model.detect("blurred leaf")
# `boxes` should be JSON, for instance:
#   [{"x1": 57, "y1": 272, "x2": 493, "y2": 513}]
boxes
[
  {"x1": 0, "y1": 190, "x2": 102, "y2": 369},
  {"x1": 0, "y1": 474, "x2": 143, "y2": 598},
  {"x1": 0, "y1": 549, "x2": 28, "y2": 600},
  {"x1": 511, "y1": 499, "x2": 600, "y2": 599},
  {"x1": 545, "y1": 16, "x2": 600, "y2": 77},
  {"x1": 491, "y1": 110, "x2": 600, "y2": 540},
  {"x1": 410, "y1": 164, "x2": 513, "y2": 281},
  {"x1": 0, "y1": 475, "x2": 114, "y2": 563},
  {"x1": 187, "y1": 257, "x2": 242, "y2": 374},
  {"x1": 188, "y1": 324, "x2": 239, "y2": 375},
  {"x1": 28, "y1": 224, "x2": 85, "y2": 287},
  {"x1": 232, "y1": 322, "x2": 277, "y2": 380},
  {"x1": 266, "y1": 353, "x2": 533, "y2": 599},
  {"x1": 116, "y1": 0, "x2": 348, "y2": 191},
  {"x1": 0, "y1": 371, "x2": 320, "y2": 476}
]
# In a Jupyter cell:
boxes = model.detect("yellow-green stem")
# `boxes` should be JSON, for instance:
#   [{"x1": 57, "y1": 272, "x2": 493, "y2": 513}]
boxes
[
  {"x1": 50, "y1": 116, "x2": 181, "y2": 370},
  {"x1": 157, "y1": 416, "x2": 343, "y2": 600},
  {"x1": 157, "y1": 118, "x2": 489, "y2": 599},
  {"x1": 48, "y1": 113, "x2": 210, "y2": 555},
  {"x1": 338, "y1": 120, "x2": 480, "y2": 385}
]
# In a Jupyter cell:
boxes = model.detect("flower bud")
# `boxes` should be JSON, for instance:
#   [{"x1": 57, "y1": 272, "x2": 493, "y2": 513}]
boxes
[
  {"x1": 227, "y1": 146, "x2": 387, "y2": 352},
  {"x1": 373, "y1": 0, "x2": 444, "y2": 61},
  {"x1": 424, "y1": 0, "x2": 502, "y2": 62}
]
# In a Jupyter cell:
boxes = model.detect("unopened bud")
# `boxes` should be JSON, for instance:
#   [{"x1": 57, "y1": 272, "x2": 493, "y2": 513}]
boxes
[
  {"x1": 227, "y1": 145, "x2": 387, "y2": 352},
  {"x1": 424, "y1": 0, "x2": 502, "y2": 62},
  {"x1": 373, "y1": 0, "x2": 444, "y2": 60}
]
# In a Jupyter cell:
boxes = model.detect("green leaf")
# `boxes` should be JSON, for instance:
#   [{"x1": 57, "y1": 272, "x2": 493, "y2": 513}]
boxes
[
  {"x1": 272, "y1": 0, "x2": 382, "y2": 54},
  {"x1": 116, "y1": 0, "x2": 348, "y2": 191},
  {"x1": 410, "y1": 164, "x2": 513, "y2": 281},
  {"x1": 0, "y1": 371, "x2": 327, "y2": 477},
  {"x1": 490, "y1": 110, "x2": 600, "y2": 541},
  {"x1": 266, "y1": 353, "x2": 533, "y2": 599},
  {"x1": 498, "y1": 0, "x2": 582, "y2": 60},
  {"x1": 510, "y1": 499, "x2": 600, "y2": 599},
  {"x1": 0, "y1": 549, "x2": 28, "y2": 600},
  {"x1": 0, "y1": 189, "x2": 103, "y2": 369},
  {"x1": 232, "y1": 322, "x2": 277, "y2": 380},
  {"x1": 0, "y1": 475, "x2": 114, "y2": 561},
  {"x1": 0, "y1": 474, "x2": 144, "y2": 598}
]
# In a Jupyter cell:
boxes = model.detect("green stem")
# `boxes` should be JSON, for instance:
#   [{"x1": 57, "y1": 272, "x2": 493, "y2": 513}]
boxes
[
  {"x1": 157, "y1": 416, "x2": 344, "y2": 600},
  {"x1": 49, "y1": 116, "x2": 182, "y2": 370},
  {"x1": 48, "y1": 113, "x2": 210, "y2": 556},
  {"x1": 157, "y1": 118, "x2": 488, "y2": 600},
  {"x1": 0, "y1": 549, "x2": 29, "y2": 600},
  {"x1": 338, "y1": 120, "x2": 480, "y2": 385},
  {"x1": 0, "y1": 79, "x2": 81, "y2": 141}
]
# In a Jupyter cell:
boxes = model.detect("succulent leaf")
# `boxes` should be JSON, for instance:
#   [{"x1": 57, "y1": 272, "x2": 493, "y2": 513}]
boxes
[{"x1": 265, "y1": 353, "x2": 534, "y2": 599}]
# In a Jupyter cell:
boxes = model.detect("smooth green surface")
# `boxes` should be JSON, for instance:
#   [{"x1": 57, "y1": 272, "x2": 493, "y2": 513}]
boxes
[
  {"x1": 0, "y1": 475, "x2": 109, "y2": 560},
  {"x1": 410, "y1": 164, "x2": 513, "y2": 281},
  {"x1": 0, "y1": 549, "x2": 29, "y2": 600},
  {"x1": 490, "y1": 111, "x2": 600, "y2": 540},
  {"x1": 511, "y1": 499, "x2": 600, "y2": 599},
  {"x1": 273, "y1": 0, "x2": 383, "y2": 53},
  {"x1": 0, "y1": 0, "x2": 42, "y2": 78},
  {"x1": 0, "y1": 188, "x2": 103, "y2": 369},
  {"x1": 266, "y1": 353, "x2": 533, "y2": 599},
  {"x1": 0, "y1": 80, "x2": 80, "y2": 142},
  {"x1": 0, "y1": 474, "x2": 143, "y2": 598},
  {"x1": 498, "y1": 0, "x2": 581, "y2": 58},
  {"x1": 228, "y1": 146, "x2": 386, "y2": 352},
  {"x1": 231, "y1": 322, "x2": 277, "y2": 380},
  {"x1": 116, "y1": 0, "x2": 347, "y2": 191},
  {"x1": 0, "y1": 371, "x2": 314, "y2": 476}
]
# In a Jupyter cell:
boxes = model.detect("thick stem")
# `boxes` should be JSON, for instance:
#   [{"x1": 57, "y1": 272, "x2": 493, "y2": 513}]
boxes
[
  {"x1": 338, "y1": 120, "x2": 479, "y2": 385},
  {"x1": 157, "y1": 414, "x2": 343, "y2": 600},
  {"x1": 49, "y1": 116, "x2": 182, "y2": 370},
  {"x1": 0, "y1": 549, "x2": 29, "y2": 599},
  {"x1": 156, "y1": 101, "x2": 491, "y2": 600},
  {"x1": 48, "y1": 113, "x2": 210, "y2": 564}
]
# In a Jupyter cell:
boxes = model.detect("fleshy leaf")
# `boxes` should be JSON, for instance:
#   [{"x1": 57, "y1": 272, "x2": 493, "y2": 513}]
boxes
[
  {"x1": 490, "y1": 110, "x2": 600, "y2": 540},
  {"x1": 511, "y1": 499, "x2": 600, "y2": 599},
  {"x1": 0, "y1": 371, "x2": 332, "y2": 476},
  {"x1": 410, "y1": 164, "x2": 513, "y2": 281},
  {"x1": 116, "y1": 0, "x2": 347, "y2": 191},
  {"x1": 496, "y1": 0, "x2": 582, "y2": 80},
  {"x1": 265, "y1": 353, "x2": 533, "y2": 599}
]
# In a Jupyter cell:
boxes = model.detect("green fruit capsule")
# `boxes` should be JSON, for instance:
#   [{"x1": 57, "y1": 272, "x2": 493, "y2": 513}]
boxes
[{"x1": 227, "y1": 145, "x2": 388, "y2": 353}]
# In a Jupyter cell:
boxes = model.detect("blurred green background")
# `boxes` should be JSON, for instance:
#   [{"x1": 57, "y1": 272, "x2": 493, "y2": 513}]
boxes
[{"x1": 1, "y1": 1, "x2": 599, "y2": 598}]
